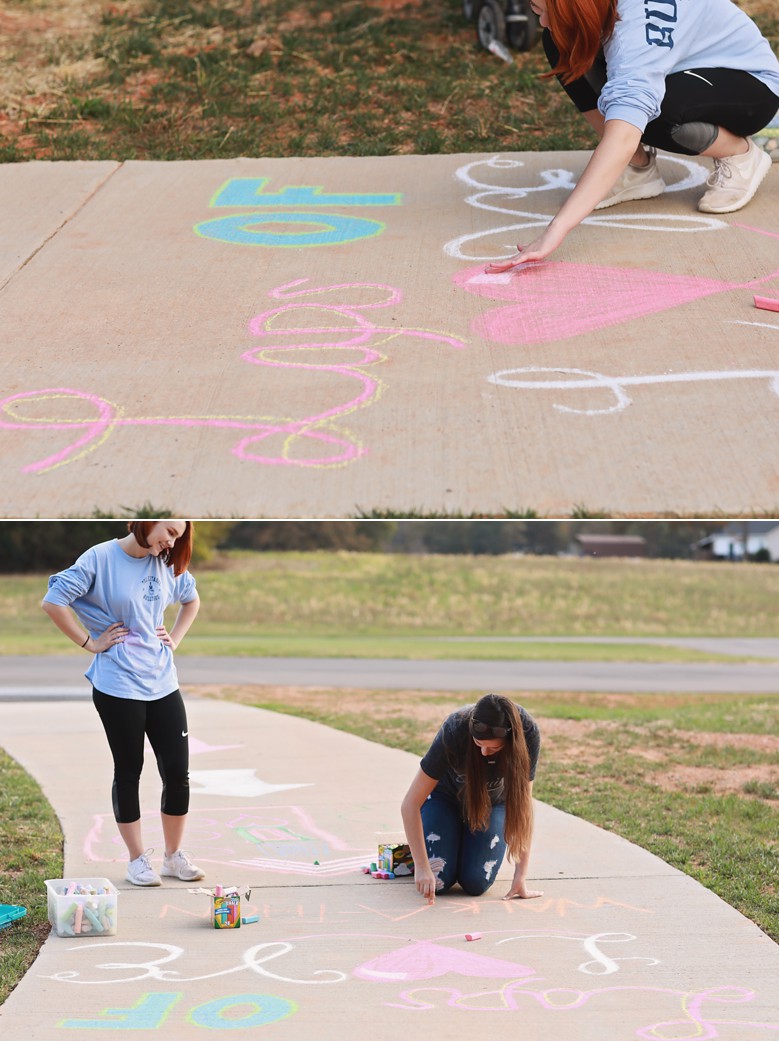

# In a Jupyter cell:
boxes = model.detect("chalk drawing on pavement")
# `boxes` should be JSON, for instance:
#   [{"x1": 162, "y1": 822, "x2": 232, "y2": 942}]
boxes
[
  {"x1": 42, "y1": 929, "x2": 779, "y2": 1040},
  {"x1": 188, "y1": 770, "x2": 311, "y2": 799},
  {"x1": 444, "y1": 155, "x2": 718, "y2": 264},
  {"x1": 59, "y1": 991, "x2": 297, "y2": 1030},
  {"x1": 189, "y1": 737, "x2": 244, "y2": 756},
  {"x1": 487, "y1": 365, "x2": 779, "y2": 415},
  {"x1": 453, "y1": 258, "x2": 779, "y2": 346},
  {"x1": 83, "y1": 805, "x2": 373, "y2": 876},
  {"x1": 0, "y1": 281, "x2": 466, "y2": 475},
  {"x1": 196, "y1": 176, "x2": 402, "y2": 248}
]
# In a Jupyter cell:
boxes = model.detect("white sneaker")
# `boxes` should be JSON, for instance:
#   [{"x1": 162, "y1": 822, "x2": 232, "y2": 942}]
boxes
[
  {"x1": 698, "y1": 138, "x2": 772, "y2": 213},
  {"x1": 126, "y1": 849, "x2": 161, "y2": 887},
  {"x1": 161, "y1": 849, "x2": 205, "y2": 881},
  {"x1": 594, "y1": 149, "x2": 666, "y2": 209}
]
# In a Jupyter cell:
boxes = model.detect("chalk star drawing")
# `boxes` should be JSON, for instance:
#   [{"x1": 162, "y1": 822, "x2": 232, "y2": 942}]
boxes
[
  {"x1": 0, "y1": 280, "x2": 466, "y2": 475},
  {"x1": 188, "y1": 769, "x2": 312, "y2": 798}
]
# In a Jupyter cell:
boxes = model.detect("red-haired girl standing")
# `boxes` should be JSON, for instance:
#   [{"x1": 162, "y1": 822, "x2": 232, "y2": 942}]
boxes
[{"x1": 42, "y1": 521, "x2": 204, "y2": 887}]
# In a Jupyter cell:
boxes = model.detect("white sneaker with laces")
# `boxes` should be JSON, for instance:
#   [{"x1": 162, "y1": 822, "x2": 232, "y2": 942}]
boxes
[
  {"x1": 698, "y1": 138, "x2": 772, "y2": 213},
  {"x1": 594, "y1": 149, "x2": 666, "y2": 209},
  {"x1": 126, "y1": 849, "x2": 161, "y2": 887},
  {"x1": 161, "y1": 849, "x2": 205, "y2": 881}
]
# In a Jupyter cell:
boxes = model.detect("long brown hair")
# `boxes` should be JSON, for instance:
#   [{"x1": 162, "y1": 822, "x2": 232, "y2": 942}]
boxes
[
  {"x1": 544, "y1": 0, "x2": 618, "y2": 84},
  {"x1": 127, "y1": 521, "x2": 194, "y2": 576},
  {"x1": 463, "y1": 695, "x2": 534, "y2": 860}
]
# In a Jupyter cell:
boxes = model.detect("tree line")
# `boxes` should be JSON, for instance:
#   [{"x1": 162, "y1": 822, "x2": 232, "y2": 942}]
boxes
[{"x1": 0, "y1": 520, "x2": 732, "y2": 573}]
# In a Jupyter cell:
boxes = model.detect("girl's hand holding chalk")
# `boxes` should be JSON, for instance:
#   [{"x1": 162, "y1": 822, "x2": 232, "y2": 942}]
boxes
[
  {"x1": 485, "y1": 223, "x2": 566, "y2": 274},
  {"x1": 415, "y1": 865, "x2": 438, "y2": 904}
]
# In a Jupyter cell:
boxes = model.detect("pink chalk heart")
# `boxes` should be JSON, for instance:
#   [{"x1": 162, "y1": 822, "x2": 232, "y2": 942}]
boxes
[
  {"x1": 354, "y1": 941, "x2": 534, "y2": 981},
  {"x1": 453, "y1": 261, "x2": 734, "y2": 345}
]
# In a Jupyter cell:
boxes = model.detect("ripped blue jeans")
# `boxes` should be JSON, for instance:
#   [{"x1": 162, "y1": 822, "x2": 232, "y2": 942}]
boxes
[{"x1": 421, "y1": 789, "x2": 507, "y2": 895}]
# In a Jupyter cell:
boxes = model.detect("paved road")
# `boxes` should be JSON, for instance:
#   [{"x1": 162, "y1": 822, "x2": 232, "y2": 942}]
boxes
[{"x1": 1, "y1": 646, "x2": 777, "y2": 698}]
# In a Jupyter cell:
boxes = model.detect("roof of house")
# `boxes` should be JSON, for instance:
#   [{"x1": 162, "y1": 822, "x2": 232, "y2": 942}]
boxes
[
  {"x1": 576, "y1": 535, "x2": 647, "y2": 547},
  {"x1": 721, "y1": 521, "x2": 779, "y2": 536}
]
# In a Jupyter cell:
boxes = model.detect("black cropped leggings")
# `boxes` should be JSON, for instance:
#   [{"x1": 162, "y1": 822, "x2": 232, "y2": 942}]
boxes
[
  {"x1": 542, "y1": 29, "x2": 779, "y2": 155},
  {"x1": 93, "y1": 687, "x2": 190, "y2": 824}
]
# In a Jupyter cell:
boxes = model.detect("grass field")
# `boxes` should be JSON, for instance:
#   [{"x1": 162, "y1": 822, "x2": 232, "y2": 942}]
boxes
[
  {"x1": 0, "y1": 749, "x2": 63, "y2": 1007},
  {"x1": 1, "y1": 0, "x2": 775, "y2": 162},
  {"x1": 4, "y1": 551, "x2": 779, "y2": 657}
]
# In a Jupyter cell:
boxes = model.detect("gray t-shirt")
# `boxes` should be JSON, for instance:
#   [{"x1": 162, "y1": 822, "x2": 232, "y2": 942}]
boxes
[{"x1": 420, "y1": 704, "x2": 540, "y2": 805}]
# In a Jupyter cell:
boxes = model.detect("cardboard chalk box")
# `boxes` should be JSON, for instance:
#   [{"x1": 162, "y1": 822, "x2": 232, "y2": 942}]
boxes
[
  {"x1": 45, "y1": 878, "x2": 118, "y2": 937},
  {"x1": 378, "y1": 843, "x2": 414, "y2": 876},
  {"x1": 213, "y1": 892, "x2": 241, "y2": 928}
]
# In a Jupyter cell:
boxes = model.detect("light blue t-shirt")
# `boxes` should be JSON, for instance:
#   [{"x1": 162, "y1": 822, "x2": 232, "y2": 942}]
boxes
[
  {"x1": 44, "y1": 539, "x2": 198, "y2": 701},
  {"x1": 600, "y1": 0, "x2": 779, "y2": 132}
]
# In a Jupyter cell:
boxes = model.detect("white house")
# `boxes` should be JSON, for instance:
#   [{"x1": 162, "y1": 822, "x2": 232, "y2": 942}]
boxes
[{"x1": 693, "y1": 521, "x2": 779, "y2": 561}]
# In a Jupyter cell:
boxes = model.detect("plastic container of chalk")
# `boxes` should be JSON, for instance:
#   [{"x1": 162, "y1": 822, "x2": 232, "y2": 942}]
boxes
[{"x1": 45, "y1": 878, "x2": 119, "y2": 937}]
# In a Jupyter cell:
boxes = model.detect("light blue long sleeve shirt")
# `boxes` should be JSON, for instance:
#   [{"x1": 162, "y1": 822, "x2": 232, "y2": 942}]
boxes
[
  {"x1": 599, "y1": 0, "x2": 779, "y2": 131},
  {"x1": 44, "y1": 539, "x2": 197, "y2": 700}
]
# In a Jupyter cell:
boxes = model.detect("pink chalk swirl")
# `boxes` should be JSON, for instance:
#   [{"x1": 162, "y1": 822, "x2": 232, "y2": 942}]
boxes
[{"x1": 0, "y1": 280, "x2": 466, "y2": 474}]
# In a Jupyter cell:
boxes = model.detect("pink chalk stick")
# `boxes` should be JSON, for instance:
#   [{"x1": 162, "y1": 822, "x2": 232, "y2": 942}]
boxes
[
  {"x1": 754, "y1": 295, "x2": 779, "y2": 313},
  {"x1": 74, "y1": 904, "x2": 83, "y2": 934},
  {"x1": 465, "y1": 933, "x2": 482, "y2": 941}
]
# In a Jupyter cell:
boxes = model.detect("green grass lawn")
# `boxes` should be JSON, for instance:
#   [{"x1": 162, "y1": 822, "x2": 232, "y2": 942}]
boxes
[
  {"x1": 2, "y1": 0, "x2": 775, "y2": 162},
  {"x1": 4, "y1": 551, "x2": 779, "y2": 658},
  {"x1": 0, "y1": 749, "x2": 63, "y2": 1007},
  {"x1": 0, "y1": 0, "x2": 594, "y2": 161},
  {"x1": 0, "y1": 630, "x2": 760, "y2": 662}
]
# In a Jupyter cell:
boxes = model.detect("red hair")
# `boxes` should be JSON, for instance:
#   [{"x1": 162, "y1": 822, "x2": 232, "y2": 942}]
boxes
[
  {"x1": 544, "y1": 0, "x2": 618, "y2": 84},
  {"x1": 127, "y1": 521, "x2": 194, "y2": 576}
]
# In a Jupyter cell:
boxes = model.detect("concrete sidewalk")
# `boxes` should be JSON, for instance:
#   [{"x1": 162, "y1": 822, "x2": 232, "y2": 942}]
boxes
[
  {"x1": 0, "y1": 693, "x2": 777, "y2": 1040},
  {"x1": 2, "y1": 151, "x2": 778, "y2": 518}
]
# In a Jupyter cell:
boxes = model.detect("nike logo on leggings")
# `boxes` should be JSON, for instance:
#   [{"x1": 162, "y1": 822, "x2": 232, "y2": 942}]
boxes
[{"x1": 181, "y1": 730, "x2": 189, "y2": 737}]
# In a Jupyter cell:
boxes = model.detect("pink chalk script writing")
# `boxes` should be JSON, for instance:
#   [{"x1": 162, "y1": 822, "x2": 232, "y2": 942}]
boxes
[{"x1": 0, "y1": 281, "x2": 465, "y2": 475}]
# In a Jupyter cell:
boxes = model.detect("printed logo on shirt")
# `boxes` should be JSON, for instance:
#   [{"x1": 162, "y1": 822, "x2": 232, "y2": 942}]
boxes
[
  {"x1": 141, "y1": 575, "x2": 162, "y2": 602},
  {"x1": 644, "y1": 0, "x2": 677, "y2": 48}
]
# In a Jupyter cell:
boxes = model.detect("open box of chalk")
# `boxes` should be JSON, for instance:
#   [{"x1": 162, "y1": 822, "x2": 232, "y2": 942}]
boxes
[{"x1": 45, "y1": 878, "x2": 119, "y2": 937}]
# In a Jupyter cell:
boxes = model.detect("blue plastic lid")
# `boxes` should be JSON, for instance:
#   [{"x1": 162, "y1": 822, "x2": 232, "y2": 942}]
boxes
[{"x1": 0, "y1": 904, "x2": 27, "y2": 930}]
